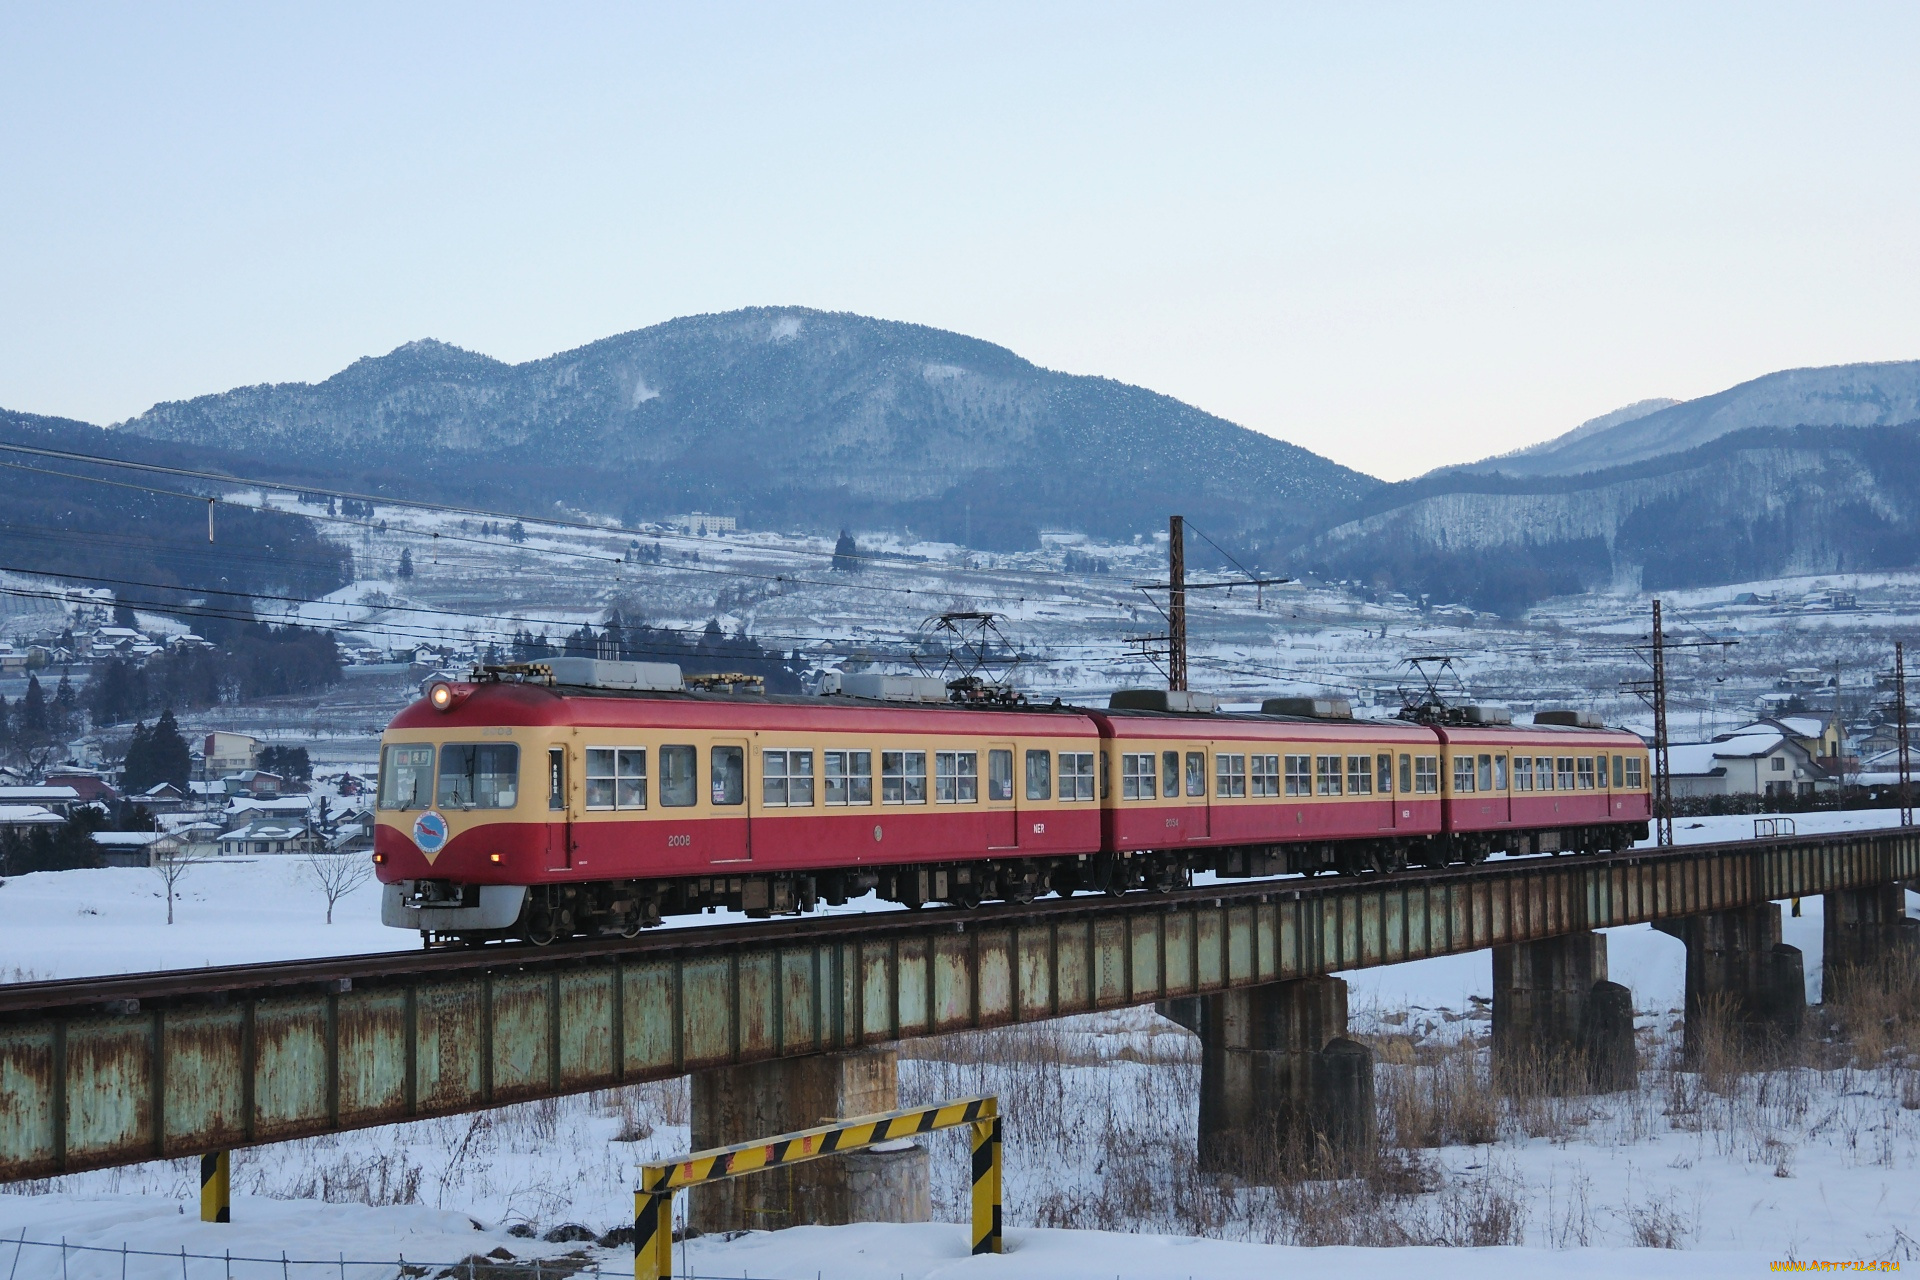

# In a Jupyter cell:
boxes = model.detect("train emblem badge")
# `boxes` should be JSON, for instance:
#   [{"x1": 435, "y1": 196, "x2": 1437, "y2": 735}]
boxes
[{"x1": 412, "y1": 811, "x2": 449, "y2": 856}]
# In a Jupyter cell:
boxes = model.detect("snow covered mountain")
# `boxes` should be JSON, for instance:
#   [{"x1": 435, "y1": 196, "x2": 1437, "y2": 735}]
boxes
[
  {"x1": 1455, "y1": 361, "x2": 1920, "y2": 478},
  {"x1": 114, "y1": 308, "x2": 1377, "y2": 549}
]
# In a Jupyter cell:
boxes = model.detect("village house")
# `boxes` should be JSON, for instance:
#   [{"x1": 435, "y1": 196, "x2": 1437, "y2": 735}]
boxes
[
  {"x1": 203, "y1": 732, "x2": 264, "y2": 779},
  {"x1": 1668, "y1": 729, "x2": 1833, "y2": 800},
  {"x1": 217, "y1": 818, "x2": 318, "y2": 856}
]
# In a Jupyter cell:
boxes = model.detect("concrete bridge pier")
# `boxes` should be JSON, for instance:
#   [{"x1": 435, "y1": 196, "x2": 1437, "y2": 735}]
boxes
[
  {"x1": 1822, "y1": 883, "x2": 1916, "y2": 1003},
  {"x1": 1655, "y1": 903, "x2": 1805, "y2": 1060},
  {"x1": 1162, "y1": 976, "x2": 1376, "y2": 1177},
  {"x1": 1491, "y1": 931, "x2": 1637, "y2": 1093},
  {"x1": 687, "y1": 1048, "x2": 931, "y2": 1234}
]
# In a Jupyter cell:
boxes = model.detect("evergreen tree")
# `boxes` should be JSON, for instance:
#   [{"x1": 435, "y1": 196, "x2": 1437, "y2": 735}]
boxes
[
  {"x1": 52, "y1": 673, "x2": 77, "y2": 735},
  {"x1": 113, "y1": 600, "x2": 138, "y2": 628},
  {"x1": 397, "y1": 548, "x2": 415, "y2": 580},
  {"x1": 19, "y1": 675, "x2": 48, "y2": 740},
  {"x1": 125, "y1": 710, "x2": 191, "y2": 793},
  {"x1": 831, "y1": 530, "x2": 862, "y2": 573},
  {"x1": 508, "y1": 521, "x2": 526, "y2": 544},
  {"x1": 122, "y1": 720, "x2": 151, "y2": 791}
]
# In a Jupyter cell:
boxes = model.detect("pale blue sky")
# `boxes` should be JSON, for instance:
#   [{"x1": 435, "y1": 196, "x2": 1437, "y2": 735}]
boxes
[{"x1": 3, "y1": 3, "x2": 1918, "y2": 479}]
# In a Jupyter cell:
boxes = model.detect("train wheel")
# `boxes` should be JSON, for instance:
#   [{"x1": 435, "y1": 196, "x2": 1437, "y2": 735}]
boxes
[
  {"x1": 523, "y1": 911, "x2": 558, "y2": 946},
  {"x1": 619, "y1": 914, "x2": 644, "y2": 939},
  {"x1": 955, "y1": 884, "x2": 983, "y2": 910}
]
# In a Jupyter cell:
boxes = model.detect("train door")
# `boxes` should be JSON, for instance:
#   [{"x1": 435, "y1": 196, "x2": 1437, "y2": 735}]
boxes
[
  {"x1": 546, "y1": 745, "x2": 572, "y2": 870},
  {"x1": 1491, "y1": 753, "x2": 1511, "y2": 824},
  {"x1": 709, "y1": 739, "x2": 751, "y2": 862},
  {"x1": 1378, "y1": 750, "x2": 1399, "y2": 830},
  {"x1": 986, "y1": 744, "x2": 1018, "y2": 848},
  {"x1": 1184, "y1": 744, "x2": 1211, "y2": 839}
]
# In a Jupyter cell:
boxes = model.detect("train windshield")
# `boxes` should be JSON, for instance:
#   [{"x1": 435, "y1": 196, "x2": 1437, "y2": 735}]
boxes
[
  {"x1": 378, "y1": 744, "x2": 434, "y2": 810},
  {"x1": 437, "y1": 744, "x2": 521, "y2": 809}
]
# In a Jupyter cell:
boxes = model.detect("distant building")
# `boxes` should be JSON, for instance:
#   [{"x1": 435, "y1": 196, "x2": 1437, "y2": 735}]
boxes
[
  {"x1": 1668, "y1": 730, "x2": 1831, "y2": 800},
  {"x1": 203, "y1": 732, "x2": 263, "y2": 779},
  {"x1": 0, "y1": 805, "x2": 66, "y2": 833},
  {"x1": 0, "y1": 786, "x2": 82, "y2": 816},
  {"x1": 217, "y1": 819, "x2": 317, "y2": 856},
  {"x1": 674, "y1": 512, "x2": 736, "y2": 536},
  {"x1": 221, "y1": 770, "x2": 285, "y2": 799},
  {"x1": 44, "y1": 773, "x2": 118, "y2": 806},
  {"x1": 92, "y1": 830, "x2": 165, "y2": 868}
]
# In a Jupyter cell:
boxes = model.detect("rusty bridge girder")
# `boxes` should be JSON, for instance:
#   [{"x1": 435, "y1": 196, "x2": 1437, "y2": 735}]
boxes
[{"x1": 0, "y1": 830, "x2": 1914, "y2": 1182}]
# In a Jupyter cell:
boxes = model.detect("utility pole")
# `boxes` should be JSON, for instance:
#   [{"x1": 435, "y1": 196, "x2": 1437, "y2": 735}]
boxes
[
  {"x1": 1898, "y1": 641, "x2": 1912, "y2": 828},
  {"x1": 1651, "y1": 598, "x2": 1674, "y2": 848},
  {"x1": 1168, "y1": 514, "x2": 1187, "y2": 692}
]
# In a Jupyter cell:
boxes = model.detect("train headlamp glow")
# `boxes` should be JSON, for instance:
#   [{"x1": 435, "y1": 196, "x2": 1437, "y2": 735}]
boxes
[{"x1": 429, "y1": 682, "x2": 455, "y2": 712}]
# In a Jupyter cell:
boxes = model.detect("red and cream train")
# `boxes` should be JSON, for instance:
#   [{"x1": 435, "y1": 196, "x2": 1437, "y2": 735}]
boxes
[{"x1": 374, "y1": 660, "x2": 1650, "y2": 943}]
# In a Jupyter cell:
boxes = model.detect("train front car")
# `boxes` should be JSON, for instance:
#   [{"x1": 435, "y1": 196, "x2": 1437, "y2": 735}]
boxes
[
  {"x1": 1093, "y1": 692, "x2": 1445, "y2": 879},
  {"x1": 374, "y1": 661, "x2": 1108, "y2": 944},
  {"x1": 1433, "y1": 708, "x2": 1651, "y2": 859}
]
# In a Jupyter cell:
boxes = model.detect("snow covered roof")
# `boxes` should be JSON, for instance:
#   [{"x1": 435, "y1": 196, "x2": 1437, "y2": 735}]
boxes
[
  {"x1": 219, "y1": 820, "x2": 310, "y2": 841},
  {"x1": 0, "y1": 805, "x2": 64, "y2": 825},
  {"x1": 0, "y1": 786, "x2": 79, "y2": 803},
  {"x1": 1668, "y1": 733, "x2": 1787, "y2": 776},
  {"x1": 92, "y1": 831, "x2": 163, "y2": 847}
]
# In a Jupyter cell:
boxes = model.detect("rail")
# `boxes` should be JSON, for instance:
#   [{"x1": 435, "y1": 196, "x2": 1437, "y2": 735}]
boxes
[{"x1": 0, "y1": 828, "x2": 1914, "y2": 1182}]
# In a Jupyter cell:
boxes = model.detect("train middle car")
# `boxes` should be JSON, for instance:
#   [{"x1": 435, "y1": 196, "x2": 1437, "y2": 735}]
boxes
[{"x1": 374, "y1": 666, "x2": 1651, "y2": 943}]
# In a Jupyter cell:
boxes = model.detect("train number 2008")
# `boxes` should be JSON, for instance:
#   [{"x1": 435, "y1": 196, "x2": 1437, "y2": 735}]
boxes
[{"x1": 666, "y1": 834, "x2": 692, "y2": 848}]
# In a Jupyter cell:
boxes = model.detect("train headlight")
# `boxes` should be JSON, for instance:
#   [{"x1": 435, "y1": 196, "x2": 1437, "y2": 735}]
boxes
[{"x1": 429, "y1": 682, "x2": 455, "y2": 711}]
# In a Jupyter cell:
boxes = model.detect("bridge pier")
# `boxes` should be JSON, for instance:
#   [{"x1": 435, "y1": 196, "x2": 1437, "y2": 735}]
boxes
[
  {"x1": 1822, "y1": 884, "x2": 1916, "y2": 1003},
  {"x1": 687, "y1": 1048, "x2": 931, "y2": 1234},
  {"x1": 1164, "y1": 976, "x2": 1376, "y2": 1177},
  {"x1": 1656, "y1": 902, "x2": 1805, "y2": 1061},
  {"x1": 1491, "y1": 931, "x2": 1637, "y2": 1093}
]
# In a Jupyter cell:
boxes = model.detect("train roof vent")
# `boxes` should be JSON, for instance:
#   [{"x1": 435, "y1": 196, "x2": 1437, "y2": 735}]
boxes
[
  {"x1": 543, "y1": 657, "x2": 684, "y2": 692},
  {"x1": 1108, "y1": 689, "x2": 1219, "y2": 714},
  {"x1": 1260, "y1": 696, "x2": 1353, "y2": 720},
  {"x1": 1460, "y1": 704, "x2": 1513, "y2": 726},
  {"x1": 837, "y1": 673, "x2": 951, "y2": 703},
  {"x1": 1533, "y1": 708, "x2": 1604, "y2": 729}
]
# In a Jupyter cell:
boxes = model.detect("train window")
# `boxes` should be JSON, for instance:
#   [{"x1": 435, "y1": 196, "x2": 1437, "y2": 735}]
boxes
[
  {"x1": 1513, "y1": 757, "x2": 1533, "y2": 791},
  {"x1": 437, "y1": 744, "x2": 519, "y2": 809},
  {"x1": 1399, "y1": 753, "x2": 1413, "y2": 794},
  {"x1": 935, "y1": 751, "x2": 978, "y2": 803},
  {"x1": 824, "y1": 750, "x2": 872, "y2": 805},
  {"x1": 1577, "y1": 757, "x2": 1596, "y2": 790},
  {"x1": 548, "y1": 748, "x2": 565, "y2": 811},
  {"x1": 1059, "y1": 752, "x2": 1096, "y2": 801},
  {"x1": 1377, "y1": 754, "x2": 1392, "y2": 794},
  {"x1": 1162, "y1": 751, "x2": 1180, "y2": 797},
  {"x1": 1453, "y1": 756, "x2": 1475, "y2": 794},
  {"x1": 1100, "y1": 751, "x2": 1110, "y2": 800},
  {"x1": 1122, "y1": 753, "x2": 1157, "y2": 800},
  {"x1": 1185, "y1": 752, "x2": 1206, "y2": 797},
  {"x1": 585, "y1": 748, "x2": 647, "y2": 810},
  {"x1": 711, "y1": 747, "x2": 745, "y2": 805},
  {"x1": 763, "y1": 750, "x2": 814, "y2": 807},
  {"x1": 1596, "y1": 755, "x2": 1610, "y2": 788},
  {"x1": 1347, "y1": 755, "x2": 1371, "y2": 795},
  {"x1": 1493, "y1": 756, "x2": 1507, "y2": 790},
  {"x1": 1027, "y1": 750, "x2": 1052, "y2": 800},
  {"x1": 1251, "y1": 754, "x2": 1279, "y2": 797},
  {"x1": 1477, "y1": 755, "x2": 1492, "y2": 792},
  {"x1": 1557, "y1": 757, "x2": 1576, "y2": 790},
  {"x1": 1285, "y1": 755, "x2": 1311, "y2": 797},
  {"x1": 1414, "y1": 756, "x2": 1438, "y2": 794},
  {"x1": 1534, "y1": 758, "x2": 1552, "y2": 791},
  {"x1": 882, "y1": 751, "x2": 928, "y2": 804},
  {"x1": 1625, "y1": 755, "x2": 1644, "y2": 787},
  {"x1": 1611, "y1": 754, "x2": 1624, "y2": 786},
  {"x1": 1315, "y1": 755, "x2": 1342, "y2": 796},
  {"x1": 1215, "y1": 754, "x2": 1247, "y2": 799},
  {"x1": 379, "y1": 743, "x2": 434, "y2": 810},
  {"x1": 989, "y1": 750, "x2": 1015, "y2": 801},
  {"x1": 660, "y1": 745, "x2": 697, "y2": 807}
]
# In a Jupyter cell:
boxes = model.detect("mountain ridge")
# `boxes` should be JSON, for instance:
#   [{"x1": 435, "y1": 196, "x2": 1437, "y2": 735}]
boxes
[{"x1": 114, "y1": 306, "x2": 1378, "y2": 549}]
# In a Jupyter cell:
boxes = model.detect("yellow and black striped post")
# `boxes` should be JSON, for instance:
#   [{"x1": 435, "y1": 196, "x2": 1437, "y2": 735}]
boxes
[
  {"x1": 969, "y1": 1114, "x2": 1002, "y2": 1255},
  {"x1": 635, "y1": 1095, "x2": 999, "y2": 1280},
  {"x1": 198, "y1": 1150, "x2": 230, "y2": 1223}
]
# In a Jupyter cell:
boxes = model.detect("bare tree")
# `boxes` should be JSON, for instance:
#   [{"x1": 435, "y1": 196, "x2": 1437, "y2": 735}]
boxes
[
  {"x1": 304, "y1": 848, "x2": 375, "y2": 924},
  {"x1": 151, "y1": 846, "x2": 208, "y2": 925}
]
